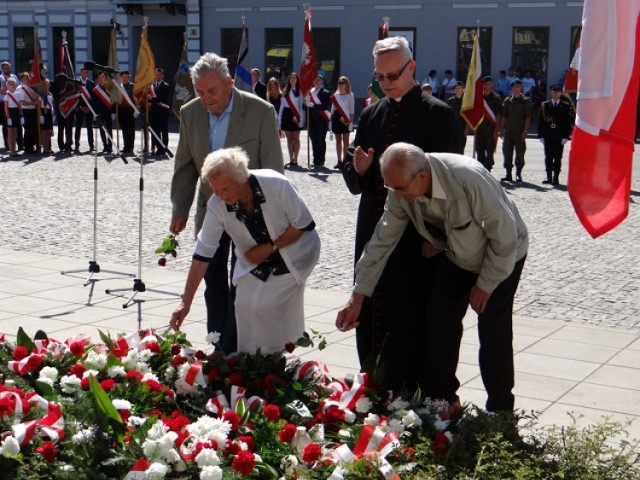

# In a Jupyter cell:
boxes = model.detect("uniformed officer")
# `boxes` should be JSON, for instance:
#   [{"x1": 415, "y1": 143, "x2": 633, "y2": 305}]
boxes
[
  {"x1": 117, "y1": 70, "x2": 137, "y2": 154},
  {"x1": 447, "y1": 80, "x2": 468, "y2": 154},
  {"x1": 538, "y1": 84, "x2": 575, "y2": 185},
  {"x1": 499, "y1": 79, "x2": 533, "y2": 182},
  {"x1": 474, "y1": 75, "x2": 502, "y2": 171}
]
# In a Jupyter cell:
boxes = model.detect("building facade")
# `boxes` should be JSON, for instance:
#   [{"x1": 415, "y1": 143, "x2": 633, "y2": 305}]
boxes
[{"x1": 0, "y1": 0, "x2": 582, "y2": 106}]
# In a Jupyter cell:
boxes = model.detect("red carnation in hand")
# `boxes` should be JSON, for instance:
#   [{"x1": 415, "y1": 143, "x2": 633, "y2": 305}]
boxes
[
  {"x1": 231, "y1": 450, "x2": 256, "y2": 476},
  {"x1": 13, "y1": 345, "x2": 28, "y2": 361},
  {"x1": 263, "y1": 404, "x2": 281, "y2": 422},
  {"x1": 302, "y1": 443, "x2": 322, "y2": 463},
  {"x1": 278, "y1": 423, "x2": 297, "y2": 443},
  {"x1": 36, "y1": 441, "x2": 57, "y2": 462},
  {"x1": 224, "y1": 411, "x2": 241, "y2": 430}
]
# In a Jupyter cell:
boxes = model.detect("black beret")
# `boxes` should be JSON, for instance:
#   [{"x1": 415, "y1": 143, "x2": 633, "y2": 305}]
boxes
[
  {"x1": 549, "y1": 84, "x2": 563, "y2": 92},
  {"x1": 483, "y1": 75, "x2": 493, "y2": 83},
  {"x1": 510, "y1": 79, "x2": 523, "y2": 86}
]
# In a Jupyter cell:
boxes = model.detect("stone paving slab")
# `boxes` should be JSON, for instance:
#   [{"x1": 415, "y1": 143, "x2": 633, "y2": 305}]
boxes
[{"x1": 1, "y1": 130, "x2": 639, "y2": 332}]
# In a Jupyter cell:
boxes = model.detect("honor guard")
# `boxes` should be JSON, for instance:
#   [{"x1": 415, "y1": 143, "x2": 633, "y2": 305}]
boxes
[
  {"x1": 499, "y1": 79, "x2": 533, "y2": 182},
  {"x1": 537, "y1": 84, "x2": 575, "y2": 185}
]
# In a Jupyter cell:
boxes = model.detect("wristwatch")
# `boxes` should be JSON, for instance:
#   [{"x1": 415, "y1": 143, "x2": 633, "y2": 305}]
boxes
[{"x1": 269, "y1": 240, "x2": 278, "y2": 251}]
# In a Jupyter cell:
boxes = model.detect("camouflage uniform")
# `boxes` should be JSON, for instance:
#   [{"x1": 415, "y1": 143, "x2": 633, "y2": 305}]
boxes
[{"x1": 501, "y1": 93, "x2": 533, "y2": 180}]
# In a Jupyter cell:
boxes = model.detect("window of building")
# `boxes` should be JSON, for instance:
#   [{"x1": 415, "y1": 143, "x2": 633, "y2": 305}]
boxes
[
  {"x1": 221, "y1": 28, "x2": 245, "y2": 77},
  {"x1": 512, "y1": 27, "x2": 549, "y2": 84},
  {"x1": 91, "y1": 27, "x2": 112, "y2": 77},
  {"x1": 13, "y1": 27, "x2": 35, "y2": 74},
  {"x1": 52, "y1": 27, "x2": 75, "y2": 75},
  {"x1": 313, "y1": 28, "x2": 340, "y2": 91},
  {"x1": 570, "y1": 26, "x2": 581, "y2": 61},
  {"x1": 456, "y1": 27, "x2": 492, "y2": 82},
  {"x1": 389, "y1": 27, "x2": 416, "y2": 58},
  {"x1": 265, "y1": 28, "x2": 293, "y2": 85}
]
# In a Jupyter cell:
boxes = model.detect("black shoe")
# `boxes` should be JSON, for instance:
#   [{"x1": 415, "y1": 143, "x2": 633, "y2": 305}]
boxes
[
  {"x1": 73, "y1": 148, "x2": 80, "y2": 153},
  {"x1": 516, "y1": 174, "x2": 523, "y2": 182},
  {"x1": 552, "y1": 175, "x2": 560, "y2": 186},
  {"x1": 156, "y1": 149, "x2": 166, "y2": 156},
  {"x1": 501, "y1": 174, "x2": 513, "y2": 182},
  {"x1": 334, "y1": 162, "x2": 343, "y2": 169},
  {"x1": 542, "y1": 178, "x2": 552, "y2": 184}
]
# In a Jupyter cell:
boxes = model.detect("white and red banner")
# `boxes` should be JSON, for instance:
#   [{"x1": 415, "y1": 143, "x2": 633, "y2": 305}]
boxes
[
  {"x1": 461, "y1": 32, "x2": 484, "y2": 130},
  {"x1": 567, "y1": 0, "x2": 640, "y2": 238},
  {"x1": 564, "y1": 38, "x2": 580, "y2": 94},
  {"x1": 331, "y1": 94, "x2": 350, "y2": 125},
  {"x1": 93, "y1": 85, "x2": 113, "y2": 108},
  {"x1": 58, "y1": 36, "x2": 79, "y2": 118},
  {"x1": 285, "y1": 90, "x2": 302, "y2": 124},
  {"x1": 309, "y1": 88, "x2": 331, "y2": 121}
]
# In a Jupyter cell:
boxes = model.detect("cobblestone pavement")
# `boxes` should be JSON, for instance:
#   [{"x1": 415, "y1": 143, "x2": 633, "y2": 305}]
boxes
[{"x1": 1, "y1": 130, "x2": 639, "y2": 329}]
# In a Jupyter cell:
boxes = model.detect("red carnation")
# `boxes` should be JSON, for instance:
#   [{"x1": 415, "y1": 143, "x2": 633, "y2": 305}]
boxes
[
  {"x1": 126, "y1": 371, "x2": 143, "y2": 382},
  {"x1": 26, "y1": 354, "x2": 43, "y2": 372},
  {"x1": 302, "y1": 443, "x2": 322, "y2": 463},
  {"x1": 194, "y1": 350, "x2": 206, "y2": 361},
  {"x1": 70, "y1": 363, "x2": 87, "y2": 378},
  {"x1": 36, "y1": 441, "x2": 57, "y2": 462},
  {"x1": 284, "y1": 342, "x2": 296, "y2": 353},
  {"x1": 227, "y1": 357, "x2": 237, "y2": 367},
  {"x1": 237, "y1": 435, "x2": 255, "y2": 452},
  {"x1": 231, "y1": 450, "x2": 256, "y2": 476},
  {"x1": 69, "y1": 341, "x2": 85, "y2": 357},
  {"x1": 229, "y1": 372, "x2": 243, "y2": 386},
  {"x1": 224, "y1": 411, "x2": 241, "y2": 430},
  {"x1": 145, "y1": 342, "x2": 161, "y2": 353},
  {"x1": 162, "y1": 410, "x2": 191, "y2": 432},
  {"x1": 206, "y1": 368, "x2": 219, "y2": 382},
  {"x1": 323, "y1": 406, "x2": 346, "y2": 425},
  {"x1": 172, "y1": 355, "x2": 187, "y2": 367},
  {"x1": 13, "y1": 345, "x2": 28, "y2": 361},
  {"x1": 81, "y1": 377, "x2": 90, "y2": 390},
  {"x1": 278, "y1": 423, "x2": 297, "y2": 443},
  {"x1": 263, "y1": 404, "x2": 281, "y2": 422},
  {"x1": 145, "y1": 379, "x2": 165, "y2": 392},
  {"x1": 100, "y1": 379, "x2": 116, "y2": 391},
  {"x1": 224, "y1": 439, "x2": 241, "y2": 456},
  {"x1": 432, "y1": 432, "x2": 451, "y2": 457},
  {"x1": 170, "y1": 344, "x2": 181, "y2": 355}
]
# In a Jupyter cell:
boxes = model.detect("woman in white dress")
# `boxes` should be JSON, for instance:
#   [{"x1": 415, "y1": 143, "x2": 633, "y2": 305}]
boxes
[
  {"x1": 170, "y1": 147, "x2": 321, "y2": 355},
  {"x1": 330, "y1": 76, "x2": 354, "y2": 169}
]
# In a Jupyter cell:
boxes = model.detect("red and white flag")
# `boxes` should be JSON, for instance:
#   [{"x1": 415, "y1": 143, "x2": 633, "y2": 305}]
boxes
[
  {"x1": 93, "y1": 85, "x2": 112, "y2": 108},
  {"x1": 299, "y1": 8, "x2": 318, "y2": 96},
  {"x1": 567, "y1": 0, "x2": 640, "y2": 238},
  {"x1": 564, "y1": 37, "x2": 580, "y2": 94},
  {"x1": 461, "y1": 31, "x2": 484, "y2": 130}
]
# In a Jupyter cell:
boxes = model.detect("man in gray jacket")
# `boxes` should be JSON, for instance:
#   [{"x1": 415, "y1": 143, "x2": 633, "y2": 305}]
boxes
[
  {"x1": 170, "y1": 52, "x2": 284, "y2": 351},
  {"x1": 336, "y1": 142, "x2": 528, "y2": 412}
]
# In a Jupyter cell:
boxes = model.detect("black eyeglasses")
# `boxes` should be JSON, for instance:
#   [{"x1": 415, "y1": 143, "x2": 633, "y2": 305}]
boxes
[{"x1": 373, "y1": 59, "x2": 412, "y2": 83}]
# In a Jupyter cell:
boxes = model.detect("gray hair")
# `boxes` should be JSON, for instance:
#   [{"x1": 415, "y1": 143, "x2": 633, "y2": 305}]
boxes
[
  {"x1": 372, "y1": 36, "x2": 412, "y2": 62},
  {"x1": 191, "y1": 52, "x2": 230, "y2": 81},
  {"x1": 201, "y1": 147, "x2": 250, "y2": 184},
  {"x1": 380, "y1": 142, "x2": 430, "y2": 181}
]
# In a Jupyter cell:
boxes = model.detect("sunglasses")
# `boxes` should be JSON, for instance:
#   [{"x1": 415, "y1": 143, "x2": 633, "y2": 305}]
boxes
[
  {"x1": 338, "y1": 81, "x2": 346, "y2": 85},
  {"x1": 373, "y1": 59, "x2": 412, "y2": 83}
]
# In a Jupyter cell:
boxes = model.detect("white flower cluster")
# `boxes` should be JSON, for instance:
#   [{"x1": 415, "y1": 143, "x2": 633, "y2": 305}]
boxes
[
  {"x1": 186, "y1": 415, "x2": 232, "y2": 448},
  {"x1": 37, "y1": 366, "x2": 60, "y2": 387},
  {"x1": 84, "y1": 350, "x2": 108, "y2": 370},
  {"x1": 0, "y1": 436, "x2": 20, "y2": 456},
  {"x1": 60, "y1": 374, "x2": 82, "y2": 394},
  {"x1": 122, "y1": 349, "x2": 151, "y2": 374},
  {"x1": 142, "y1": 422, "x2": 182, "y2": 466}
]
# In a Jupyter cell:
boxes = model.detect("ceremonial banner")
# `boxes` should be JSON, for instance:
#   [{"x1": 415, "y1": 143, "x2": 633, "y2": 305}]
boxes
[
  {"x1": 299, "y1": 7, "x2": 318, "y2": 96},
  {"x1": 371, "y1": 17, "x2": 389, "y2": 99},
  {"x1": 107, "y1": 25, "x2": 122, "y2": 104},
  {"x1": 30, "y1": 22, "x2": 47, "y2": 95},
  {"x1": 567, "y1": 0, "x2": 640, "y2": 238},
  {"x1": 172, "y1": 35, "x2": 195, "y2": 118},
  {"x1": 564, "y1": 37, "x2": 580, "y2": 94},
  {"x1": 133, "y1": 24, "x2": 156, "y2": 102},
  {"x1": 233, "y1": 20, "x2": 252, "y2": 93},
  {"x1": 57, "y1": 32, "x2": 80, "y2": 119},
  {"x1": 460, "y1": 32, "x2": 484, "y2": 130}
]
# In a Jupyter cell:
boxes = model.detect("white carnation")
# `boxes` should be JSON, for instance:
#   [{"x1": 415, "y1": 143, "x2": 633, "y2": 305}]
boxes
[
  {"x1": 386, "y1": 418, "x2": 405, "y2": 434},
  {"x1": 389, "y1": 398, "x2": 409, "y2": 411},
  {"x1": 38, "y1": 366, "x2": 59, "y2": 382},
  {"x1": 145, "y1": 462, "x2": 169, "y2": 479},
  {"x1": 122, "y1": 350, "x2": 139, "y2": 370},
  {"x1": 0, "y1": 436, "x2": 20, "y2": 456},
  {"x1": 112, "y1": 399, "x2": 133, "y2": 411},
  {"x1": 72, "y1": 427, "x2": 96, "y2": 444},
  {"x1": 138, "y1": 349, "x2": 153, "y2": 362},
  {"x1": 401, "y1": 410, "x2": 423, "y2": 429},
  {"x1": 85, "y1": 350, "x2": 107, "y2": 370},
  {"x1": 107, "y1": 365, "x2": 126, "y2": 378},
  {"x1": 364, "y1": 413, "x2": 381, "y2": 426},
  {"x1": 200, "y1": 465, "x2": 223, "y2": 480},
  {"x1": 195, "y1": 448, "x2": 221, "y2": 467},
  {"x1": 206, "y1": 331, "x2": 221, "y2": 344},
  {"x1": 142, "y1": 372, "x2": 160, "y2": 383},
  {"x1": 60, "y1": 374, "x2": 82, "y2": 394},
  {"x1": 344, "y1": 409, "x2": 356, "y2": 423},
  {"x1": 355, "y1": 396, "x2": 373, "y2": 413},
  {"x1": 82, "y1": 369, "x2": 100, "y2": 379},
  {"x1": 128, "y1": 416, "x2": 147, "y2": 429},
  {"x1": 37, "y1": 376, "x2": 55, "y2": 387},
  {"x1": 280, "y1": 454, "x2": 298, "y2": 474}
]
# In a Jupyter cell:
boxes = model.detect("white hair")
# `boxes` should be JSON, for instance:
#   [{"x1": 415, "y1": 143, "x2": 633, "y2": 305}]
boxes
[
  {"x1": 201, "y1": 147, "x2": 250, "y2": 184},
  {"x1": 372, "y1": 36, "x2": 412, "y2": 62},
  {"x1": 191, "y1": 52, "x2": 230, "y2": 81},
  {"x1": 380, "y1": 142, "x2": 430, "y2": 180}
]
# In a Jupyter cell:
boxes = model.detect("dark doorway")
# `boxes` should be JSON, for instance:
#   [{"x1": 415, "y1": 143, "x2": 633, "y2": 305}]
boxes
[{"x1": 131, "y1": 26, "x2": 185, "y2": 90}]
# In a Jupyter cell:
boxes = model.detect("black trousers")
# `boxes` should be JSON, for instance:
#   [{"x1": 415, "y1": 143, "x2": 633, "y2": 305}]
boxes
[
  {"x1": 57, "y1": 112, "x2": 73, "y2": 150},
  {"x1": 308, "y1": 114, "x2": 328, "y2": 165},
  {"x1": 119, "y1": 109, "x2": 136, "y2": 152},
  {"x1": 22, "y1": 109, "x2": 38, "y2": 152},
  {"x1": 75, "y1": 110, "x2": 94, "y2": 149},
  {"x1": 475, "y1": 125, "x2": 496, "y2": 171},
  {"x1": 543, "y1": 137, "x2": 565, "y2": 175},
  {"x1": 0, "y1": 106, "x2": 7, "y2": 149},
  {"x1": 149, "y1": 109, "x2": 169, "y2": 153},
  {"x1": 97, "y1": 113, "x2": 112, "y2": 151},
  {"x1": 203, "y1": 231, "x2": 237, "y2": 352},
  {"x1": 423, "y1": 254, "x2": 526, "y2": 412}
]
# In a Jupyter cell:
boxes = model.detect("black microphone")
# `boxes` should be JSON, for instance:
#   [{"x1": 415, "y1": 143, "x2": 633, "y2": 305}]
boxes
[
  {"x1": 84, "y1": 61, "x2": 119, "y2": 75},
  {"x1": 55, "y1": 73, "x2": 83, "y2": 86}
]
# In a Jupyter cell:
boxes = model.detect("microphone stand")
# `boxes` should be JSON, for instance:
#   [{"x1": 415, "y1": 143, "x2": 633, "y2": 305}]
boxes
[
  {"x1": 61, "y1": 91, "x2": 134, "y2": 304},
  {"x1": 105, "y1": 109, "x2": 180, "y2": 326}
]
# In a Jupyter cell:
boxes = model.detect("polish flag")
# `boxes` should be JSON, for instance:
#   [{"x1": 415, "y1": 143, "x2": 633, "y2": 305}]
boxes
[
  {"x1": 564, "y1": 38, "x2": 580, "y2": 93},
  {"x1": 568, "y1": 0, "x2": 640, "y2": 238}
]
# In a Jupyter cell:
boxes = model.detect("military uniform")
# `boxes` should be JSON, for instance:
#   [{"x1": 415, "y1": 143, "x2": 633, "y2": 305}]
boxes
[
  {"x1": 447, "y1": 93, "x2": 467, "y2": 154},
  {"x1": 501, "y1": 81, "x2": 533, "y2": 181},
  {"x1": 118, "y1": 78, "x2": 136, "y2": 154},
  {"x1": 475, "y1": 90, "x2": 502, "y2": 171},
  {"x1": 538, "y1": 86, "x2": 575, "y2": 185}
]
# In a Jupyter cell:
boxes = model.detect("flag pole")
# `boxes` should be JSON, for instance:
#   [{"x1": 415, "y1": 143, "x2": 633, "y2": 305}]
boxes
[
  {"x1": 304, "y1": 4, "x2": 312, "y2": 170},
  {"x1": 34, "y1": 19, "x2": 42, "y2": 154},
  {"x1": 112, "y1": 13, "x2": 121, "y2": 152}
]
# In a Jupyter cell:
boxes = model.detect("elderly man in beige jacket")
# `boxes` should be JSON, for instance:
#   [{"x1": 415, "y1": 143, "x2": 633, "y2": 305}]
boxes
[
  {"x1": 337, "y1": 142, "x2": 528, "y2": 413},
  {"x1": 170, "y1": 52, "x2": 284, "y2": 351}
]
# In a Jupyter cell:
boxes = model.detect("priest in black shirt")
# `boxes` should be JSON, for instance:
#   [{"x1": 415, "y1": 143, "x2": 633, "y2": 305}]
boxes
[{"x1": 341, "y1": 36, "x2": 458, "y2": 395}]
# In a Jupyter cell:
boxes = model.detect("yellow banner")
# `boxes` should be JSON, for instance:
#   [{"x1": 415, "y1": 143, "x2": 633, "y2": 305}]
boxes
[{"x1": 133, "y1": 27, "x2": 156, "y2": 98}]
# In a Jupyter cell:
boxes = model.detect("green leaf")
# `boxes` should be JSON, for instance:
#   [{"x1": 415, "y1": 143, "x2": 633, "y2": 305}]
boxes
[
  {"x1": 318, "y1": 339, "x2": 327, "y2": 351},
  {"x1": 254, "y1": 462, "x2": 280, "y2": 479},
  {"x1": 16, "y1": 327, "x2": 36, "y2": 353},
  {"x1": 34, "y1": 330, "x2": 48, "y2": 341},
  {"x1": 155, "y1": 247, "x2": 164, "y2": 254},
  {"x1": 88, "y1": 375, "x2": 124, "y2": 439},
  {"x1": 98, "y1": 330, "x2": 115, "y2": 350},
  {"x1": 170, "y1": 249, "x2": 177, "y2": 257},
  {"x1": 35, "y1": 380, "x2": 57, "y2": 401}
]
